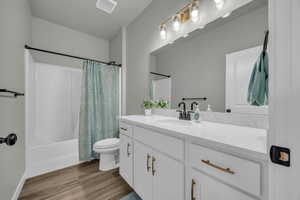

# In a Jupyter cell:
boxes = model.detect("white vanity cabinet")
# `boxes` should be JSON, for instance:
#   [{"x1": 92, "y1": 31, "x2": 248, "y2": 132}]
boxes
[{"x1": 119, "y1": 119, "x2": 267, "y2": 200}]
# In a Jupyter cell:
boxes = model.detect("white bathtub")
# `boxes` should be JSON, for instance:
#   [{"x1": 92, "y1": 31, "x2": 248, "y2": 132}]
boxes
[{"x1": 27, "y1": 139, "x2": 80, "y2": 178}]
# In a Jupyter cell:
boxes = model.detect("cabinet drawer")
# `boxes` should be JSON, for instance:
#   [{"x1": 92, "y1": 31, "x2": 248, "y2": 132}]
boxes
[
  {"x1": 190, "y1": 144, "x2": 261, "y2": 196},
  {"x1": 119, "y1": 122, "x2": 133, "y2": 137},
  {"x1": 134, "y1": 127, "x2": 184, "y2": 161}
]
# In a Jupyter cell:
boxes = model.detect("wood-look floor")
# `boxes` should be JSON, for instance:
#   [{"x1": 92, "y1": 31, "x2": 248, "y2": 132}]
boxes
[{"x1": 19, "y1": 160, "x2": 133, "y2": 200}]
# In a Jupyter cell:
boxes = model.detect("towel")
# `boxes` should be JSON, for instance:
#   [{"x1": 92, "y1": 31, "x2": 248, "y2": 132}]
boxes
[
  {"x1": 120, "y1": 192, "x2": 142, "y2": 200},
  {"x1": 247, "y1": 52, "x2": 269, "y2": 106}
]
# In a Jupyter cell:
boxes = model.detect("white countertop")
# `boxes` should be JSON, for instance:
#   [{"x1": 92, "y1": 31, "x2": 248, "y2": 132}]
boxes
[{"x1": 120, "y1": 115, "x2": 268, "y2": 160}]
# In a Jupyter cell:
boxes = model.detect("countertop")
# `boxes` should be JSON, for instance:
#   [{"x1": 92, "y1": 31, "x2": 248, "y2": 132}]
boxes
[{"x1": 120, "y1": 115, "x2": 268, "y2": 161}]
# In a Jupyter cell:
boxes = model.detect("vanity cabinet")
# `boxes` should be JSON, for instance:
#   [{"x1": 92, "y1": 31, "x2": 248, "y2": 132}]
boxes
[
  {"x1": 119, "y1": 120, "x2": 267, "y2": 200},
  {"x1": 119, "y1": 133, "x2": 133, "y2": 187},
  {"x1": 134, "y1": 140, "x2": 185, "y2": 200}
]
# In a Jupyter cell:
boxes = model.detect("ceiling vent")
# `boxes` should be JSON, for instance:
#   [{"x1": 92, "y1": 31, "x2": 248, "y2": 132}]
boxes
[{"x1": 96, "y1": 0, "x2": 117, "y2": 14}]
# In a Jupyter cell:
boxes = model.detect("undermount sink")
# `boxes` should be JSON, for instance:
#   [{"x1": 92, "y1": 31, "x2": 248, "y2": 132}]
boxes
[{"x1": 156, "y1": 119, "x2": 193, "y2": 126}]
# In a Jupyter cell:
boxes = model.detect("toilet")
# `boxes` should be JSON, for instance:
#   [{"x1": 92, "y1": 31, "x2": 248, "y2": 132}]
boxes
[{"x1": 93, "y1": 138, "x2": 120, "y2": 171}]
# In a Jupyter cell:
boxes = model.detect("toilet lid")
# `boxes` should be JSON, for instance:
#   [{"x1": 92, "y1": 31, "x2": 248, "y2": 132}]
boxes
[{"x1": 94, "y1": 138, "x2": 120, "y2": 149}]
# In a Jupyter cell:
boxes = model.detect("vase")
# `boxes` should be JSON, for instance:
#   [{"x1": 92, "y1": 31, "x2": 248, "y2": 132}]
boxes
[{"x1": 145, "y1": 109, "x2": 152, "y2": 116}]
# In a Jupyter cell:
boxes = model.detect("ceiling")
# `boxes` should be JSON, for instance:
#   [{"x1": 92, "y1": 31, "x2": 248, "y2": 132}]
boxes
[{"x1": 29, "y1": 0, "x2": 152, "y2": 40}]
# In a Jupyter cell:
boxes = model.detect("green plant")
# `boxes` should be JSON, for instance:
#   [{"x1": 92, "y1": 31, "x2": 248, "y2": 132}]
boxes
[
  {"x1": 143, "y1": 100, "x2": 155, "y2": 109},
  {"x1": 156, "y1": 99, "x2": 169, "y2": 109}
]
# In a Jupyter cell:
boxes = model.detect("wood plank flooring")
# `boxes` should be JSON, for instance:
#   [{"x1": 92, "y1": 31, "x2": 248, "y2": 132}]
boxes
[{"x1": 19, "y1": 160, "x2": 133, "y2": 200}]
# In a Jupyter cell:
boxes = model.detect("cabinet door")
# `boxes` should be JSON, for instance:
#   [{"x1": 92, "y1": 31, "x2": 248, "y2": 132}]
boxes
[
  {"x1": 190, "y1": 169, "x2": 255, "y2": 200},
  {"x1": 153, "y1": 151, "x2": 185, "y2": 200},
  {"x1": 120, "y1": 134, "x2": 133, "y2": 187},
  {"x1": 134, "y1": 141, "x2": 153, "y2": 200}
]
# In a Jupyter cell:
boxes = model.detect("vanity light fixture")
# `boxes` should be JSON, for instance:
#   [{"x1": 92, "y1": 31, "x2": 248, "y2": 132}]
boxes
[
  {"x1": 173, "y1": 15, "x2": 181, "y2": 32},
  {"x1": 190, "y1": 0, "x2": 200, "y2": 22},
  {"x1": 214, "y1": 0, "x2": 225, "y2": 10},
  {"x1": 160, "y1": 24, "x2": 167, "y2": 40},
  {"x1": 158, "y1": 0, "x2": 201, "y2": 39}
]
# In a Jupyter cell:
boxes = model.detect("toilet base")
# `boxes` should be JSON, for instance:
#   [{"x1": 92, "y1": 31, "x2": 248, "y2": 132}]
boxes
[{"x1": 99, "y1": 150, "x2": 119, "y2": 171}]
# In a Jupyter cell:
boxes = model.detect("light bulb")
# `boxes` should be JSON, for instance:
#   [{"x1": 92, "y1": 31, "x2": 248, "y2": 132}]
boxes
[
  {"x1": 173, "y1": 15, "x2": 181, "y2": 32},
  {"x1": 214, "y1": 0, "x2": 224, "y2": 10},
  {"x1": 160, "y1": 25, "x2": 167, "y2": 40},
  {"x1": 191, "y1": 6, "x2": 199, "y2": 22}
]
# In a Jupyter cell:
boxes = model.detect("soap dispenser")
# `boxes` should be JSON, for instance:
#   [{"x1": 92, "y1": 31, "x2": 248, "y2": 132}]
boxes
[
  {"x1": 193, "y1": 104, "x2": 202, "y2": 123},
  {"x1": 207, "y1": 104, "x2": 212, "y2": 112}
]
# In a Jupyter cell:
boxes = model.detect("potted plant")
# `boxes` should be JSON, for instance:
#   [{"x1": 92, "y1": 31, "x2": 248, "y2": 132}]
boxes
[
  {"x1": 143, "y1": 100, "x2": 155, "y2": 116},
  {"x1": 156, "y1": 99, "x2": 169, "y2": 109}
]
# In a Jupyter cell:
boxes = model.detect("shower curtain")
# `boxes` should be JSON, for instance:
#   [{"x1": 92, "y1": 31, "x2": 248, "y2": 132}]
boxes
[{"x1": 79, "y1": 60, "x2": 119, "y2": 161}]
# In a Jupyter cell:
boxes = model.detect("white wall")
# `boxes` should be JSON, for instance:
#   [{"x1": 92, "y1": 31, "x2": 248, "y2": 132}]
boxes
[
  {"x1": 155, "y1": 6, "x2": 268, "y2": 111},
  {"x1": 31, "y1": 17, "x2": 109, "y2": 68},
  {"x1": 0, "y1": 0, "x2": 32, "y2": 199}
]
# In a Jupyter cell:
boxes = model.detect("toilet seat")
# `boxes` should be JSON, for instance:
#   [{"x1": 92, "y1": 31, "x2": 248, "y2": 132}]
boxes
[{"x1": 93, "y1": 138, "x2": 120, "y2": 150}]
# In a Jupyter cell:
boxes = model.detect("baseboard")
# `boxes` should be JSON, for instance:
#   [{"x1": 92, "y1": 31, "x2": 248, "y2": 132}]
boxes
[{"x1": 11, "y1": 173, "x2": 26, "y2": 200}]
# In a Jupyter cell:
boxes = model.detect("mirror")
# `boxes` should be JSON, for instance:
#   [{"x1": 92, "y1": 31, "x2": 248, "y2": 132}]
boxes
[{"x1": 150, "y1": 0, "x2": 268, "y2": 114}]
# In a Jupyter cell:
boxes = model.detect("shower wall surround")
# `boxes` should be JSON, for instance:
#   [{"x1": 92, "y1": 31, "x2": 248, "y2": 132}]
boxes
[{"x1": 26, "y1": 57, "x2": 82, "y2": 177}]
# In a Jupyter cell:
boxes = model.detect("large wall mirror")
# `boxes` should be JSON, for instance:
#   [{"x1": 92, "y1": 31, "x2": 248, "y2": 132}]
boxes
[{"x1": 150, "y1": 0, "x2": 268, "y2": 115}]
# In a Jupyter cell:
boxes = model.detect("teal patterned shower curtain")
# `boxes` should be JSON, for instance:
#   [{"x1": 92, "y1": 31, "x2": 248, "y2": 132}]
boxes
[{"x1": 79, "y1": 60, "x2": 119, "y2": 161}]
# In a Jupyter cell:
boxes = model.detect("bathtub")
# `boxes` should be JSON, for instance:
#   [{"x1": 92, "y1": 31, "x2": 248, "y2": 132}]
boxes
[{"x1": 27, "y1": 139, "x2": 80, "y2": 178}]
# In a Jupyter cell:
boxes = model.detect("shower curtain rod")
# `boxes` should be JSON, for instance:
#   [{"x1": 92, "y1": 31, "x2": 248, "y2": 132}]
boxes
[
  {"x1": 25, "y1": 45, "x2": 122, "y2": 67},
  {"x1": 150, "y1": 72, "x2": 171, "y2": 78}
]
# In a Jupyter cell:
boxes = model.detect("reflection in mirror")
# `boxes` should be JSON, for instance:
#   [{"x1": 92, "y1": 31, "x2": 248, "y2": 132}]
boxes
[
  {"x1": 150, "y1": 0, "x2": 268, "y2": 114},
  {"x1": 150, "y1": 72, "x2": 172, "y2": 108}
]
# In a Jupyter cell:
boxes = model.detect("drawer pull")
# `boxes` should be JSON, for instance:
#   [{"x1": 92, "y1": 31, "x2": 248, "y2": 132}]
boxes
[
  {"x1": 152, "y1": 156, "x2": 156, "y2": 176},
  {"x1": 201, "y1": 160, "x2": 235, "y2": 175},
  {"x1": 127, "y1": 143, "x2": 131, "y2": 157},
  {"x1": 120, "y1": 127, "x2": 128, "y2": 131},
  {"x1": 191, "y1": 179, "x2": 196, "y2": 200},
  {"x1": 147, "y1": 154, "x2": 151, "y2": 172}
]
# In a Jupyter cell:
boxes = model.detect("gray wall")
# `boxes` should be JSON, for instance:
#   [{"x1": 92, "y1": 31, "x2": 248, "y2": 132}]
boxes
[
  {"x1": 0, "y1": 0, "x2": 32, "y2": 199},
  {"x1": 31, "y1": 17, "x2": 109, "y2": 68},
  {"x1": 155, "y1": 6, "x2": 268, "y2": 112},
  {"x1": 109, "y1": 30, "x2": 122, "y2": 64}
]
